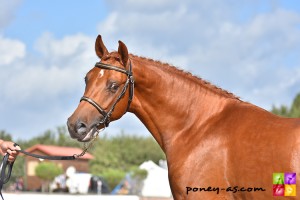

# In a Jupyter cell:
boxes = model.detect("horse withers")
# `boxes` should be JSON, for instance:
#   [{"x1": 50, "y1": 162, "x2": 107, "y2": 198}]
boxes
[{"x1": 67, "y1": 35, "x2": 300, "y2": 199}]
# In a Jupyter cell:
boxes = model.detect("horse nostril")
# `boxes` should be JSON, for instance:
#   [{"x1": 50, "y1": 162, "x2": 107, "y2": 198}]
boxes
[{"x1": 76, "y1": 121, "x2": 87, "y2": 135}]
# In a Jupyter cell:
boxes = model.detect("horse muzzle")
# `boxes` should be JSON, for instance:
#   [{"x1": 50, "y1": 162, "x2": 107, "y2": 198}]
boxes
[{"x1": 67, "y1": 117, "x2": 103, "y2": 142}]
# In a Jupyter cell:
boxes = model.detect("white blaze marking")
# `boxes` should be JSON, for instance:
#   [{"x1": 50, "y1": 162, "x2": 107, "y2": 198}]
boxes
[{"x1": 99, "y1": 69, "x2": 105, "y2": 78}]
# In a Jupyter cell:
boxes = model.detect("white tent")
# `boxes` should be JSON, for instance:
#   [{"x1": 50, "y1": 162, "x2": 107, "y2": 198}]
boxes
[{"x1": 139, "y1": 160, "x2": 172, "y2": 198}]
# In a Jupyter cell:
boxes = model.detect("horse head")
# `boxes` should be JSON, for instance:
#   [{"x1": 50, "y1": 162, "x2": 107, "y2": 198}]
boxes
[{"x1": 67, "y1": 35, "x2": 134, "y2": 142}]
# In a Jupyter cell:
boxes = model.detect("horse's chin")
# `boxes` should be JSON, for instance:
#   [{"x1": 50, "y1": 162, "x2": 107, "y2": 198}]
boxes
[{"x1": 78, "y1": 127, "x2": 98, "y2": 142}]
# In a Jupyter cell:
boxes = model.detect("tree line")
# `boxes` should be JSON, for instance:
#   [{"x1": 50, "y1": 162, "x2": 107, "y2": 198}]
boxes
[
  {"x1": 1, "y1": 92, "x2": 300, "y2": 191},
  {"x1": 271, "y1": 93, "x2": 300, "y2": 117},
  {"x1": 0, "y1": 127, "x2": 165, "y2": 191}
]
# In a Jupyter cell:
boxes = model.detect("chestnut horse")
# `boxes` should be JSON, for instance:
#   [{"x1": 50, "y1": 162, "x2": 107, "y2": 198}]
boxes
[{"x1": 67, "y1": 35, "x2": 300, "y2": 199}]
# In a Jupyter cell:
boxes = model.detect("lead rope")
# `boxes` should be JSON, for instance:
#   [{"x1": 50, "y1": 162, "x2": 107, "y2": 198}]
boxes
[
  {"x1": 0, "y1": 154, "x2": 12, "y2": 200},
  {"x1": 0, "y1": 130, "x2": 101, "y2": 200}
]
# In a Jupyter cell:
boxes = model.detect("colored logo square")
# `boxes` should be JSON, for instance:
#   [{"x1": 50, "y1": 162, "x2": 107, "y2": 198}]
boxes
[
  {"x1": 273, "y1": 184, "x2": 284, "y2": 196},
  {"x1": 284, "y1": 184, "x2": 296, "y2": 196},
  {"x1": 285, "y1": 173, "x2": 296, "y2": 184},
  {"x1": 273, "y1": 173, "x2": 284, "y2": 184}
]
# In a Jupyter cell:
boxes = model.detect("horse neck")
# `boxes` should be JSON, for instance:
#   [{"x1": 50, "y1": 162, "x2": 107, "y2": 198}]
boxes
[{"x1": 129, "y1": 56, "x2": 238, "y2": 152}]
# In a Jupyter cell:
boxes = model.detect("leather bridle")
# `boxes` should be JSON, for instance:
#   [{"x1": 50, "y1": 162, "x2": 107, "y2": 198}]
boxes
[
  {"x1": 0, "y1": 60, "x2": 135, "y2": 200},
  {"x1": 80, "y1": 60, "x2": 134, "y2": 127}
]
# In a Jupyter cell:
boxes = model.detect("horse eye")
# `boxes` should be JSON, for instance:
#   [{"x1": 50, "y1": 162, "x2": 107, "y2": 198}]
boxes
[{"x1": 109, "y1": 82, "x2": 119, "y2": 93}]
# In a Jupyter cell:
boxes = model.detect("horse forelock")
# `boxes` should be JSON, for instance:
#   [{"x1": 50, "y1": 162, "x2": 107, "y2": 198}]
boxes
[{"x1": 101, "y1": 52, "x2": 121, "y2": 62}]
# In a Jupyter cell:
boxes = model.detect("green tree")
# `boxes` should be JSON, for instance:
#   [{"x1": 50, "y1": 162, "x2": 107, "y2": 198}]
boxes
[
  {"x1": 0, "y1": 130, "x2": 12, "y2": 141},
  {"x1": 17, "y1": 130, "x2": 56, "y2": 150},
  {"x1": 271, "y1": 93, "x2": 300, "y2": 117},
  {"x1": 89, "y1": 134, "x2": 165, "y2": 190},
  {"x1": 16, "y1": 126, "x2": 80, "y2": 149},
  {"x1": 90, "y1": 134, "x2": 165, "y2": 174},
  {"x1": 56, "y1": 126, "x2": 81, "y2": 147},
  {"x1": 35, "y1": 162, "x2": 63, "y2": 192},
  {"x1": 4, "y1": 126, "x2": 165, "y2": 193},
  {"x1": 290, "y1": 94, "x2": 300, "y2": 117},
  {"x1": 101, "y1": 168, "x2": 126, "y2": 190}
]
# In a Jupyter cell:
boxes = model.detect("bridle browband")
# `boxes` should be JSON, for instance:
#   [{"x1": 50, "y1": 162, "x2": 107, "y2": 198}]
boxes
[{"x1": 80, "y1": 60, "x2": 134, "y2": 127}]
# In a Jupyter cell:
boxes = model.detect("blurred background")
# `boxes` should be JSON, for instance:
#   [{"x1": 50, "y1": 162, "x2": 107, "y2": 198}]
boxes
[
  {"x1": 0, "y1": 0, "x2": 300, "y2": 140},
  {"x1": 0, "y1": 0, "x2": 300, "y2": 199}
]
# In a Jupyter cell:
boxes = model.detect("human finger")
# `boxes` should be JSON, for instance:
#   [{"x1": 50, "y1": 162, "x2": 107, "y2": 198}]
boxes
[{"x1": 7, "y1": 153, "x2": 17, "y2": 162}]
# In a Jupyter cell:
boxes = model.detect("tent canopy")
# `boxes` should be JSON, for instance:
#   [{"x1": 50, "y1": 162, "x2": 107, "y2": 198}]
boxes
[{"x1": 140, "y1": 160, "x2": 172, "y2": 198}]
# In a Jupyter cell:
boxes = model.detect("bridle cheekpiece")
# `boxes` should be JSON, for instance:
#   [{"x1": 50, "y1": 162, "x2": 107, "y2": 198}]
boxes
[{"x1": 80, "y1": 60, "x2": 134, "y2": 128}]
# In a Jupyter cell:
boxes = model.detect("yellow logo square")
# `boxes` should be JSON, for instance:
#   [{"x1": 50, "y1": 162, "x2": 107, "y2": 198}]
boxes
[{"x1": 284, "y1": 184, "x2": 296, "y2": 196}]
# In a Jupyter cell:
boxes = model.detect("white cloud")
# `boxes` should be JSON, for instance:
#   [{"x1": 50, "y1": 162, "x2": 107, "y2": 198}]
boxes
[
  {"x1": 1, "y1": 0, "x2": 300, "y2": 140},
  {"x1": 0, "y1": 33, "x2": 98, "y2": 139},
  {"x1": 1, "y1": 33, "x2": 96, "y2": 103},
  {"x1": 98, "y1": 1, "x2": 300, "y2": 110},
  {"x1": 0, "y1": 36, "x2": 25, "y2": 65},
  {"x1": 35, "y1": 32, "x2": 94, "y2": 60}
]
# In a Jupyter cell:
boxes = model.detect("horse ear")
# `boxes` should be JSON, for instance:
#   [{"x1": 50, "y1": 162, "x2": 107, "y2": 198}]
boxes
[
  {"x1": 118, "y1": 40, "x2": 129, "y2": 67},
  {"x1": 95, "y1": 35, "x2": 108, "y2": 59}
]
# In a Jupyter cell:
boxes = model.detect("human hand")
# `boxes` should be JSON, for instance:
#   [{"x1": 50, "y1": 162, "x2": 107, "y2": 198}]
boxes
[{"x1": 0, "y1": 140, "x2": 21, "y2": 162}]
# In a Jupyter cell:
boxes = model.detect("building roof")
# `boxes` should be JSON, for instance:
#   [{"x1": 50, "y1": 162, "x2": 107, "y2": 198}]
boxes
[{"x1": 24, "y1": 144, "x2": 94, "y2": 160}]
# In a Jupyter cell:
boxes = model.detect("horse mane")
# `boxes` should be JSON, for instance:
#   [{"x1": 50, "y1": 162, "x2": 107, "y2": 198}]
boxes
[{"x1": 108, "y1": 52, "x2": 240, "y2": 100}]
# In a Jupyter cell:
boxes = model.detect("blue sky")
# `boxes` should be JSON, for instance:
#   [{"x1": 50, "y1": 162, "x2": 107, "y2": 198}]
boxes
[
  {"x1": 1, "y1": 0, "x2": 300, "y2": 140},
  {"x1": 4, "y1": 0, "x2": 107, "y2": 50}
]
